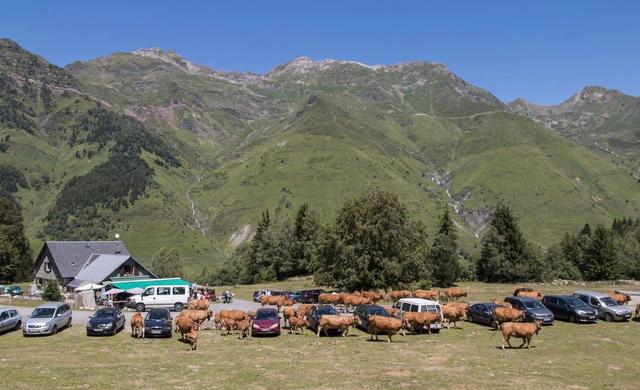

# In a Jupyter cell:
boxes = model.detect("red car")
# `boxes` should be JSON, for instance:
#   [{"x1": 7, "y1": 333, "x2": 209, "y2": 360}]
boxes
[{"x1": 251, "y1": 308, "x2": 281, "y2": 336}]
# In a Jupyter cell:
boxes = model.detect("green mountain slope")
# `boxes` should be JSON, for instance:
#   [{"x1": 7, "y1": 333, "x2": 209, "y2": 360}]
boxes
[{"x1": 2, "y1": 39, "x2": 639, "y2": 276}]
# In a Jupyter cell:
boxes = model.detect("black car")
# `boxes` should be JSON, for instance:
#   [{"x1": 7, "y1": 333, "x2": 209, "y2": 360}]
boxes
[
  {"x1": 466, "y1": 303, "x2": 500, "y2": 326},
  {"x1": 307, "y1": 305, "x2": 340, "y2": 334},
  {"x1": 504, "y1": 296, "x2": 554, "y2": 325},
  {"x1": 144, "y1": 308, "x2": 173, "y2": 338},
  {"x1": 298, "y1": 289, "x2": 326, "y2": 304},
  {"x1": 86, "y1": 308, "x2": 126, "y2": 336},
  {"x1": 353, "y1": 304, "x2": 390, "y2": 331},
  {"x1": 541, "y1": 295, "x2": 598, "y2": 323}
]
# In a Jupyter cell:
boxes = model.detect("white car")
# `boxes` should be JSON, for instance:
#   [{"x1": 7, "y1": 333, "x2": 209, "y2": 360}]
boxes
[
  {"x1": 393, "y1": 297, "x2": 443, "y2": 332},
  {"x1": 128, "y1": 285, "x2": 189, "y2": 312}
]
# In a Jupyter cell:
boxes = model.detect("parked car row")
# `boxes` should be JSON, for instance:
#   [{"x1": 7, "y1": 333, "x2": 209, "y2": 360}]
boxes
[
  {"x1": 466, "y1": 290, "x2": 634, "y2": 327},
  {"x1": 0, "y1": 285, "x2": 24, "y2": 296},
  {"x1": 252, "y1": 289, "x2": 324, "y2": 303}
]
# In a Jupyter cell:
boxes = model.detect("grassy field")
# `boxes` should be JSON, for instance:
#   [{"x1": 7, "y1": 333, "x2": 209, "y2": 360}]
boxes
[{"x1": 1, "y1": 281, "x2": 639, "y2": 389}]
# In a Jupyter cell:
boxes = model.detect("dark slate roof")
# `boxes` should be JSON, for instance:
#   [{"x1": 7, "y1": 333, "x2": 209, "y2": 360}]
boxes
[
  {"x1": 45, "y1": 241, "x2": 129, "y2": 278},
  {"x1": 74, "y1": 254, "x2": 131, "y2": 284}
]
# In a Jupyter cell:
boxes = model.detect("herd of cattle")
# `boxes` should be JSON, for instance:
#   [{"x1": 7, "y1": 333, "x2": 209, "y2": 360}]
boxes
[{"x1": 127, "y1": 287, "x2": 639, "y2": 351}]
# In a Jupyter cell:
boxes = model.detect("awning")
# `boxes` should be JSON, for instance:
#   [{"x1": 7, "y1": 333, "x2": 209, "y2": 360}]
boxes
[
  {"x1": 109, "y1": 278, "x2": 190, "y2": 291},
  {"x1": 126, "y1": 287, "x2": 145, "y2": 294},
  {"x1": 74, "y1": 282, "x2": 103, "y2": 292},
  {"x1": 101, "y1": 288, "x2": 124, "y2": 296}
]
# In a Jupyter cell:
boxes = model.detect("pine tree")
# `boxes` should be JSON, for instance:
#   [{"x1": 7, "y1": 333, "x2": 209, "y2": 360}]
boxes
[
  {"x1": 476, "y1": 203, "x2": 543, "y2": 282},
  {"x1": 292, "y1": 203, "x2": 320, "y2": 275},
  {"x1": 42, "y1": 279, "x2": 62, "y2": 301},
  {"x1": 0, "y1": 196, "x2": 32, "y2": 283},
  {"x1": 430, "y1": 208, "x2": 461, "y2": 287},
  {"x1": 583, "y1": 224, "x2": 620, "y2": 280}
]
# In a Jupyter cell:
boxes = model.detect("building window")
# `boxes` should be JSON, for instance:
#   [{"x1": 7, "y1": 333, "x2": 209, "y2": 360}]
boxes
[{"x1": 44, "y1": 262, "x2": 51, "y2": 273}]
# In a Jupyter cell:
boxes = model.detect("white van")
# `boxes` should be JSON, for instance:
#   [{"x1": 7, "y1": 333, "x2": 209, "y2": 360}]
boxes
[
  {"x1": 393, "y1": 297, "x2": 443, "y2": 332},
  {"x1": 128, "y1": 285, "x2": 189, "y2": 312}
]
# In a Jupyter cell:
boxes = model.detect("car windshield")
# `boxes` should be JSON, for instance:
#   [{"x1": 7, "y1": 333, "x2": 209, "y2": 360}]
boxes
[
  {"x1": 255, "y1": 311, "x2": 278, "y2": 320},
  {"x1": 31, "y1": 308, "x2": 55, "y2": 318},
  {"x1": 600, "y1": 297, "x2": 618, "y2": 306},
  {"x1": 523, "y1": 300, "x2": 544, "y2": 309},
  {"x1": 148, "y1": 311, "x2": 169, "y2": 320},
  {"x1": 94, "y1": 310, "x2": 117, "y2": 318},
  {"x1": 564, "y1": 297, "x2": 587, "y2": 307}
]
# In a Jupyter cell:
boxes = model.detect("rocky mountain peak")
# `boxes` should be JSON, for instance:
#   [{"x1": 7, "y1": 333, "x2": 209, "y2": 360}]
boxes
[{"x1": 563, "y1": 85, "x2": 620, "y2": 108}]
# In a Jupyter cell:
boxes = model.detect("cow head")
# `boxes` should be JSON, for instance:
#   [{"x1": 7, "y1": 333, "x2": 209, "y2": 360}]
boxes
[
  {"x1": 206, "y1": 309, "x2": 213, "y2": 321},
  {"x1": 534, "y1": 320, "x2": 543, "y2": 335}
]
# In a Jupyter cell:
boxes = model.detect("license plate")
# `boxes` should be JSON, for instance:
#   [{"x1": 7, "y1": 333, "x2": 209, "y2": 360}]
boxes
[{"x1": 150, "y1": 329, "x2": 161, "y2": 334}]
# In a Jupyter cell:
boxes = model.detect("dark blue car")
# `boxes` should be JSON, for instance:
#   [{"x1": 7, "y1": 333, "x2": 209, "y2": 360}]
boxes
[
  {"x1": 144, "y1": 308, "x2": 173, "y2": 338},
  {"x1": 353, "y1": 304, "x2": 391, "y2": 331},
  {"x1": 307, "y1": 305, "x2": 340, "y2": 334},
  {"x1": 86, "y1": 308, "x2": 126, "y2": 336},
  {"x1": 504, "y1": 296, "x2": 554, "y2": 325},
  {"x1": 541, "y1": 295, "x2": 597, "y2": 323},
  {"x1": 466, "y1": 303, "x2": 500, "y2": 326}
]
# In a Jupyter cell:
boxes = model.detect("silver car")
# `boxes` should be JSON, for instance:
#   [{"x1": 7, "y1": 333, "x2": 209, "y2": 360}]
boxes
[
  {"x1": 0, "y1": 307, "x2": 22, "y2": 333},
  {"x1": 574, "y1": 291, "x2": 632, "y2": 321},
  {"x1": 23, "y1": 302, "x2": 72, "y2": 336}
]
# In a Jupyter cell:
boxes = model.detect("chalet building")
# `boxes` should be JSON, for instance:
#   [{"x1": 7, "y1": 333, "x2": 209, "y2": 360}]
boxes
[{"x1": 33, "y1": 241, "x2": 156, "y2": 291}]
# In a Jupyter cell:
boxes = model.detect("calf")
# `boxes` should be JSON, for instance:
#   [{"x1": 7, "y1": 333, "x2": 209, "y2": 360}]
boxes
[
  {"x1": 283, "y1": 307, "x2": 297, "y2": 328},
  {"x1": 288, "y1": 316, "x2": 309, "y2": 335},
  {"x1": 492, "y1": 307, "x2": 525, "y2": 329},
  {"x1": 130, "y1": 312, "x2": 144, "y2": 338},
  {"x1": 500, "y1": 321, "x2": 543, "y2": 350},
  {"x1": 184, "y1": 328, "x2": 198, "y2": 351},
  {"x1": 368, "y1": 315, "x2": 403, "y2": 342},
  {"x1": 237, "y1": 318, "x2": 251, "y2": 339}
]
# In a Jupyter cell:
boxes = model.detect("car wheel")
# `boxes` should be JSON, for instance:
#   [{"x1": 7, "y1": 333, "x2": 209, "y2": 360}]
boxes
[
  {"x1": 14, "y1": 320, "x2": 21, "y2": 330},
  {"x1": 569, "y1": 314, "x2": 576, "y2": 323},
  {"x1": 68, "y1": 318, "x2": 72, "y2": 328},
  {"x1": 467, "y1": 315, "x2": 473, "y2": 323},
  {"x1": 51, "y1": 325, "x2": 57, "y2": 335},
  {"x1": 605, "y1": 313, "x2": 614, "y2": 322},
  {"x1": 174, "y1": 302, "x2": 184, "y2": 312},
  {"x1": 135, "y1": 303, "x2": 145, "y2": 312}
]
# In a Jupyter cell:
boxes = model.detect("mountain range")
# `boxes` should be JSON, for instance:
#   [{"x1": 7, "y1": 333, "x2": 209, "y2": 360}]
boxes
[{"x1": 1, "y1": 38, "x2": 638, "y2": 275}]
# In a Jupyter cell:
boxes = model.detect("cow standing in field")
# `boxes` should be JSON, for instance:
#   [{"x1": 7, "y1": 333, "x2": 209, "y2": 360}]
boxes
[
  {"x1": 131, "y1": 312, "x2": 144, "y2": 338},
  {"x1": 318, "y1": 293, "x2": 342, "y2": 305},
  {"x1": 177, "y1": 309, "x2": 213, "y2": 330},
  {"x1": 360, "y1": 291, "x2": 385, "y2": 304},
  {"x1": 491, "y1": 298, "x2": 512, "y2": 308},
  {"x1": 389, "y1": 290, "x2": 412, "y2": 302},
  {"x1": 368, "y1": 315, "x2": 404, "y2": 342},
  {"x1": 342, "y1": 294, "x2": 372, "y2": 312},
  {"x1": 175, "y1": 315, "x2": 198, "y2": 350},
  {"x1": 444, "y1": 287, "x2": 467, "y2": 301},
  {"x1": 283, "y1": 307, "x2": 297, "y2": 328},
  {"x1": 611, "y1": 292, "x2": 631, "y2": 305},
  {"x1": 401, "y1": 311, "x2": 441, "y2": 335},
  {"x1": 442, "y1": 305, "x2": 466, "y2": 329},
  {"x1": 316, "y1": 314, "x2": 359, "y2": 337},
  {"x1": 492, "y1": 307, "x2": 525, "y2": 329},
  {"x1": 414, "y1": 289, "x2": 440, "y2": 301},
  {"x1": 500, "y1": 321, "x2": 543, "y2": 350},
  {"x1": 260, "y1": 295, "x2": 294, "y2": 311},
  {"x1": 515, "y1": 289, "x2": 543, "y2": 300},
  {"x1": 635, "y1": 304, "x2": 640, "y2": 319},
  {"x1": 288, "y1": 316, "x2": 309, "y2": 335},
  {"x1": 237, "y1": 318, "x2": 251, "y2": 339},
  {"x1": 296, "y1": 304, "x2": 312, "y2": 319}
]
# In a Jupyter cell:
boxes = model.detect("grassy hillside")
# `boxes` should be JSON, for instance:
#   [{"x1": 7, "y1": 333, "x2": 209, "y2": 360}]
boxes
[{"x1": 2, "y1": 39, "x2": 639, "y2": 276}]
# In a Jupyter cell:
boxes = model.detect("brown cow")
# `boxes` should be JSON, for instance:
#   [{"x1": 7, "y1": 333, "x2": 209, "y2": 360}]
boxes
[
  {"x1": 402, "y1": 311, "x2": 441, "y2": 335},
  {"x1": 318, "y1": 293, "x2": 342, "y2": 305},
  {"x1": 381, "y1": 305, "x2": 400, "y2": 318},
  {"x1": 237, "y1": 318, "x2": 251, "y2": 339},
  {"x1": 500, "y1": 320, "x2": 543, "y2": 350},
  {"x1": 220, "y1": 317, "x2": 239, "y2": 336},
  {"x1": 217, "y1": 310, "x2": 250, "y2": 334},
  {"x1": 196, "y1": 298, "x2": 210, "y2": 310},
  {"x1": 175, "y1": 315, "x2": 196, "y2": 340},
  {"x1": 611, "y1": 292, "x2": 631, "y2": 305},
  {"x1": 184, "y1": 327, "x2": 198, "y2": 351},
  {"x1": 414, "y1": 289, "x2": 440, "y2": 301},
  {"x1": 368, "y1": 315, "x2": 403, "y2": 342},
  {"x1": 492, "y1": 307, "x2": 525, "y2": 329},
  {"x1": 283, "y1": 307, "x2": 297, "y2": 328},
  {"x1": 130, "y1": 312, "x2": 144, "y2": 338},
  {"x1": 442, "y1": 305, "x2": 466, "y2": 329},
  {"x1": 491, "y1": 298, "x2": 512, "y2": 308},
  {"x1": 316, "y1": 314, "x2": 359, "y2": 337},
  {"x1": 342, "y1": 294, "x2": 372, "y2": 312},
  {"x1": 260, "y1": 295, "x2": 294, "y2": 311},
  {"x1": 389, "y1": 290, "x2": 412, "y2": 302},
  {"x1": 296, "y1": 304, "x2": 312, "y2": 318},
  {"x1": 516, "y1": 290, "x2": 543, "y2": 300},
  {"x1": 635, "y1": 304, "x2": 640, "y2": 319},
  {"x1": 178, "y1": 309, "x2": 213, "y2": 330},
  {"x1": 360, "y1": 291, "x2": 385, "y2": 303},
  {"x1": 444, "y1": 287, "x2": 467, "y2": 301},
  {"x1": 288, "y1": 315, "x2": 309, "y2": 335}
]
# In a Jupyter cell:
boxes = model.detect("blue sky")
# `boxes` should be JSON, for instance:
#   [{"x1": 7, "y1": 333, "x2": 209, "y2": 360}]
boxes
[{"x1": 2, "y1": 1, "x2": 639, "y2": 104}]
